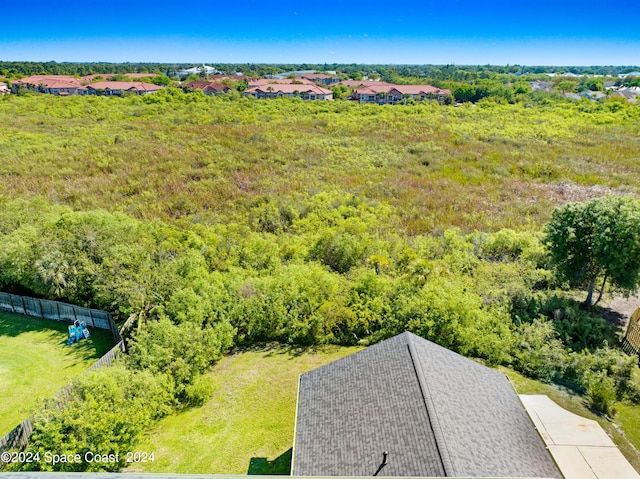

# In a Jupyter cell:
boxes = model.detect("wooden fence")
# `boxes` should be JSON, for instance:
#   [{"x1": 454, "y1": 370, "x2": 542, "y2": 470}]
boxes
[
  {"x1": 0, "y1": 300, "x2": 136, "y2": 455},
  {"x1": 0, "y1": 292, "x2": 121, "y2": 344},
  {"x1": 622, "y1": 307, "x2": 640, "y2": 356}
]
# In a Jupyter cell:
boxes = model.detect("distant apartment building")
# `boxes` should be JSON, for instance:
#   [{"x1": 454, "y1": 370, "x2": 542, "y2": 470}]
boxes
[
  {"x1": 12, "y1": 75, "x2": 87, "y2": 95},
  {"x1": 182, "y1": 81, "x2": 233, "y2": 95},
  {"x1": 12, "y1": 75, "x2": 164, "y2": 96},
  {"x1": 244, "y1": 83, "x2": 333, "y2": 100},
  {"x1": 86, "y1": 82, "x2": 164, "y2": 96},
  {"x1": 351, "y1": 83, "x2": 451, "y2": 104}
]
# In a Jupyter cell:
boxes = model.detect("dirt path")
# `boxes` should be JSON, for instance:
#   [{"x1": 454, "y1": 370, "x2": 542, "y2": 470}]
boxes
[{"x1": 600, "y1": 291, "x2": 640, "y2": 330}]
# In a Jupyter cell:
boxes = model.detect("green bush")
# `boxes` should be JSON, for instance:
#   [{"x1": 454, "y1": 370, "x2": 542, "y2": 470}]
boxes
[
  {"x1": 184, "y1": 375, "x2": 216, "y2": 407},
  {"x1": 12, "y1": 364, "x2": 173, "y2": 472},
  {"x1": 512, "y1": 318, "x2": 567, "y2": 381},
  {"x1": 586, "y1": 371, "x2": 617, "y2": 416}
]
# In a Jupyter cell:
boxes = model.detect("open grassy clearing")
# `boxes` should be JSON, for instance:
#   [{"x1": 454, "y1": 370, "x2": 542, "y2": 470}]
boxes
[
  {"x1": 128, "y1": 344, "x2": 362, "y2": 474},
  {"x1": 0, "y1": 95, "x2": 638, "y2": 232},
  {"x1": 500, "y1": 366, "x2": 640, "y2": 472},
  {"x1": 0, "y1": 311, "x2": 114, "y2": 435}
]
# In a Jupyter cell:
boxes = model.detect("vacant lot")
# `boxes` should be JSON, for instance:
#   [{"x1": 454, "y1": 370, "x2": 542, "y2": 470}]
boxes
[
  {"x1": 0, "y1": 94, "x2": 638, "y2": 232},
  {"x1": 0, "y1": 311, "x2": 114, "y2": 435},
  {"x1": 129, "y1": 344, "x2": 361, "y2": 474}
]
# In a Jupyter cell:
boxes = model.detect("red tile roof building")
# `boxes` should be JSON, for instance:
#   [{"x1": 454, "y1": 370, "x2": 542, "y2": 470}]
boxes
[
  {"x1": 12, "y1": 75, "x2": 86, "y2": 95},
  {"x1": 244, "y1": 83, "x2": 333, "y2": 100},
  {"x1": 183, "y1": 81, "x2": 233, "y2": 95},
  {"x1": 86, "y1": 81, "x2": 164, "y2": 95},
  {"x1": 352, "y1": 84, "x2": 451, "y2": 104}
]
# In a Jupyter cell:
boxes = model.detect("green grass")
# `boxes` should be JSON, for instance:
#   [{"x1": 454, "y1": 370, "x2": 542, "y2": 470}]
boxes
[
  {"x1": 0, "y1": 311, "x2": 115, "y2": 435},
  {"x1": 128, "y1": 344, "x2": 362, "y2": 474},
  {"x1": 499, "y1": 366, "x2": 640, "y2": 473}
]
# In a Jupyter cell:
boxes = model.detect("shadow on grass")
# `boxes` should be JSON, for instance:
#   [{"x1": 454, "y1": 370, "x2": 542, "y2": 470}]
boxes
[
  {"x1": 248, "y1": 448, "x2": 292, "y2": 475},
  {"x1": 233, "y1": 342, "x2": 330, "y2": 359},
  {"x1": 0, "y1": 312, "x2": 115, "y2": 364}
]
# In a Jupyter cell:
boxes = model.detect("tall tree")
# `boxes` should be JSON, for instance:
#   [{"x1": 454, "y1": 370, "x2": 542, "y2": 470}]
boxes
[{"x1": 544, "y1": 195, "x2": 640, "y2": 306}]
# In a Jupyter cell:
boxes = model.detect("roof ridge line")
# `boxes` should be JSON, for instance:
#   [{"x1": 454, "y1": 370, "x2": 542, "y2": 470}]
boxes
[{"x1": 405, "y1": 333, "x2": 455, "y2": 477}]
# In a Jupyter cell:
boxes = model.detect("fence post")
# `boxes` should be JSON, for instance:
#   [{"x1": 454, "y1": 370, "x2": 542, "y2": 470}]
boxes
[
  {"x1": 8, "y1": 295, "x2": 15, "y2": 313},
  {"x1": 88, "y1": 309, "x2": 94, "y2": 327},
  {"x1": 37, "y1": 298, "x2": 44, "y2": 319},
  {"x1": 20, "y1": 296, "x2": 27, "y2": 316},
  {"x1": 55, "y1": 302, "x2": 60, "y2": 321}
]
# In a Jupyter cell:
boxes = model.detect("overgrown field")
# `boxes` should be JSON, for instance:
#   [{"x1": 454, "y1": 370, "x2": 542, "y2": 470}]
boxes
[
  {"x1": 129, "y1": 344, "x2": 361, "y2": 474},
  {"x1": 0, "y1": 312, "x2": 114, "y2": 435},
  {"x1": 1, "y1": 92, "x2": 639, "y2": 472},
  {"x1": 0, "y1": 93, "x2": 638, "y2": 232}
]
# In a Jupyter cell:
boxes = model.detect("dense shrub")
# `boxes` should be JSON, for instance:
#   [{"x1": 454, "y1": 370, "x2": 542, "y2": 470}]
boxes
[
  {"x1": 512, "y1": 318, "x2": 567, "y2": 381},
  {"x1": 126, "y1": 317, "x2": 234, "y2": 399},
  {"x1": 12, "y1": 364, "x2": 173, "y2": 472},
  {"x1": 586, "y1": 371, "x2": 617, "y2": 416}
]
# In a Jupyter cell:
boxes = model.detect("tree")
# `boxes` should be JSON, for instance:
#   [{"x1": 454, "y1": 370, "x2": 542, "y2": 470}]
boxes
[
  {"x1": 544, "y1": 196, "x2": 640, "y2": 306},
  {"x1": 451, "y1": 83, "x2": 476, "y2": 102},
  {"x1": 555, "y1": 80, "x2": 578, "y2": 94}
]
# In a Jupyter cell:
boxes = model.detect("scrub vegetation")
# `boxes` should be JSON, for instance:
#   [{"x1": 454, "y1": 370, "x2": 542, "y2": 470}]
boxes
[{"x1": 1, "y1": 90, "x2": 639, "y2": 472}]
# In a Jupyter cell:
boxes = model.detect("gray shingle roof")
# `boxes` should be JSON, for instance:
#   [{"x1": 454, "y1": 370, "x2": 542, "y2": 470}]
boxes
[{"x1": 292, "y1": 332, "x2": 562, "y2": 479}]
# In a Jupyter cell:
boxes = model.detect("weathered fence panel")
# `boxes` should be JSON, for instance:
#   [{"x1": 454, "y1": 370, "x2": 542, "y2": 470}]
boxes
[
  {"x1": 0, "y1": 420, "x2": 33, "y2": 453},
  {"x1": 0, "y1": 293, "x2": 121, "y2": 343},
  {"x1": 623, "y1": 307, "x2": 640, "y2": 356}
]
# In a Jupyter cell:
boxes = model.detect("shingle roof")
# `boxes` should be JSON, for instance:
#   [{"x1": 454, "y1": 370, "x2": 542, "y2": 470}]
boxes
[{"x1": 292, "y1": 332, "x2": 561, "y2": 479}]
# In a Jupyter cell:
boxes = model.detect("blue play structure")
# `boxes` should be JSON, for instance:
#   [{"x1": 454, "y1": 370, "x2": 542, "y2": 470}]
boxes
[{"x1": 67, "y1": 319, "x2": 91, "y2": 345}]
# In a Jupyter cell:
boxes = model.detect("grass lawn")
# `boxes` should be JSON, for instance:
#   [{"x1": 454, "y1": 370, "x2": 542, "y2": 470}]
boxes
[
  {"x1": 128, "y1": 344, "x2": 362, "y2": 474},
  {"x1": 0, "y1": 311, "x2": 115, "y2": 435},
  {"x1": 500, "y1": 366, "x2": 640, "y2": 473}
]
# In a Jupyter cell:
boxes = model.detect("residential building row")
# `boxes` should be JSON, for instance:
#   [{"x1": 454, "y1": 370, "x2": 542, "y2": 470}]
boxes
[
  {"x1": 11, "y1": 75, "x2": 164, "y2": 96},
  {"x1": 7, "y1": 73, "x2": 452, "y2": 104}
]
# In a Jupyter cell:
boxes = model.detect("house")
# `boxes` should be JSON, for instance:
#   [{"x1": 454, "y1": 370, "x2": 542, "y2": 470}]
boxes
[
  {"x1": 580, "y1": 90, "x2": 607, "y2": 100},
  {"x1": 11, "y1": 75, "x2": 85, "y2": 95},
  {"x1": 618, "y1": 71, "x2": 640, "y2": 78},
  {"x1": 244, "y1": 83, "x2": 333, "y2": 100},
  {"x1": 531, "y1": 80, "x2": 552, "y2": 92},
  {"x1": 183, "y1": 81, "x2": 233, "y2": 95},
  {"x1": 292, "y1": 332, "x2": 561, "y2": 478},
  {"x1": 614, "y1": 90, "x2": 638, "y2": 103},
  {"x1": 352, "y1": 84, "x2": 451, "y2": 104},
  {"x1": 86, "y1": 81, "x2": 164, "y2": 96},
  {"x1": 0, "y1": 82, "x2": 9, "y2": 94}
]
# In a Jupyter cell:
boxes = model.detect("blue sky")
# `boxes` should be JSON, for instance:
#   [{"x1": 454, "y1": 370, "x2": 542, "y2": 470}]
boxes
[{"x1": 1, "y1": 0, "x2": 639, "y2": 65}]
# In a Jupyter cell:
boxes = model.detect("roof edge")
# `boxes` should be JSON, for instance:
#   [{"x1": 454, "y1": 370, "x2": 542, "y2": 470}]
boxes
[
  {"x1": 291, "y1": 373, "x2": 302, "y2": 476},
  {"x1": 405, "y1": 333, "x2": 455, "y2": 477}
]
